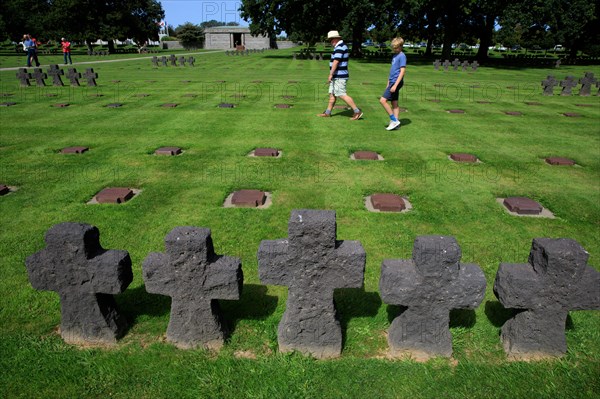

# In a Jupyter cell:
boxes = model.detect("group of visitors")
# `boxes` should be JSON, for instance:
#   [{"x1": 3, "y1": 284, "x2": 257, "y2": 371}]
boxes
[
  {"x1": 21, "y1": 35, "x2": 73, "y2": 67},
  {"x1": 318, "y1": 30, "x2": 407, "y2": 131}
]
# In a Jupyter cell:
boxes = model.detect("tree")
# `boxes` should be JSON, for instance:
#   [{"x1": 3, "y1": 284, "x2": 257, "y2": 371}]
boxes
[{"x1": 174, "y1": 23, "x2": 204, "y2": 48}]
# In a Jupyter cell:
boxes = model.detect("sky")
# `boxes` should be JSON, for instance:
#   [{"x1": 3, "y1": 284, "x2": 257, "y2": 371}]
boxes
[{"x1": 159, "y1": 0, "x2": 248, "y2": 29}]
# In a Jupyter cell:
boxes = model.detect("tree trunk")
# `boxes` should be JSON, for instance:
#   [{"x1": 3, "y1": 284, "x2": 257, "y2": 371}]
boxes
[
  {"x1": 85, "y1": 39, "x2": 93, "y2": 53},
  {"x1": 108, "y1": 39, "x2": 115, "y2": 54},
  {"x1": 476, "y1": 15, "x2": 496, "y2": 61}
]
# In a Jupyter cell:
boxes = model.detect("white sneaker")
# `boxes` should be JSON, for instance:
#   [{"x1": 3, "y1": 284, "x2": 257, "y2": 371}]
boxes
[{"x1": 386, "y1": 120, "x2": 401, "y2": 130}]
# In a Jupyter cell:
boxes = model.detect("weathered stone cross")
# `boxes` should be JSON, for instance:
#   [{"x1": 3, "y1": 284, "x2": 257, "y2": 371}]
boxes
[
  {"x1": 66, "y1": 68, "x2": 81, "y2": 86},
  {"x1": 560, "y1": 76, "x2": 577, "y2": 96},
  {"x1": 83, "y1": 68, "x2": 98, "y2": 86},
  {"x1": 258, "y1": 209, "x2": 366, "y2": 358},
  {"x1": 579, "y1": 72, "x2": 597, "y2": 96},
  {"x1": 48, "y1": 65, "x2": 65, "y2": 86},
  {"x1": 379, "y1": 236, "x2": 486, "y2": 360},
  {"x1": 25, "y1": 222, "x2": 133, "y2": 345},
  {"x1": 16, "y1": 68, "x2": 31, "y2": 87},
  {"x1": 32, "y1": 68, "x2": 47, "y2": 86},
  {"x1": 494, "y1": 238, "x2": 600, "y2": 359},
  {"x1": 542, "y1": 75, "x2": 558, "y2": 96},
  {"x1": 143, "y1": 226, "x2": 243, "y2": 349}
]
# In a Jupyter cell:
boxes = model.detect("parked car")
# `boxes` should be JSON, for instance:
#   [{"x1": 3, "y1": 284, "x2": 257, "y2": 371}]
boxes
[{"x1": 554, "y1": 45, "x2": 564, "y2": 51}]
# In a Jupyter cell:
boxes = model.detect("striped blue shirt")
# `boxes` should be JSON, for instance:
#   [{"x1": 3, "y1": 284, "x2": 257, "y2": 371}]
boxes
[{"x1": 330, "y1": 40, "x2": 349, "y2": 79}]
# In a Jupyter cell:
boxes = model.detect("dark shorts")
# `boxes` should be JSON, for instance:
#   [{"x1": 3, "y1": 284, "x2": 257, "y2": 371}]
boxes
[{"x1": 382, "y1": 80, "x2": 403, "y2": 101}]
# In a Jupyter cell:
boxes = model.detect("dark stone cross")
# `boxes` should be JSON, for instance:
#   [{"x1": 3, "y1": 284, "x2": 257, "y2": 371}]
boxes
[
  {"x1": 443, "y1": 60, "x2": 451, "y2": 71},
  {"x1": 178, "y1": 56, "x2": 186, "y2": 66},
  {"x1": 471, "y1": 61, "x2": 479, "y2": 71},
  {"x1": 83, "y1": 68, "x2": 98, "y2": 86},
  {"x1": 169, "y1": 54, "x2": 177, "y2": 66},
  {"x1": 161, "y1": 56, "x2": 168, "y2": 67},
  {"x1": 578, "y1": 72, "x2": 597, "y2": 96},
  {"x1": 542, "y1": 75, "x2": 558, "y2": 96},
  {"x1": 66, "y1": 68, "x2": 81, "y2": 87},
  {"x1": 32, "y1": 68, "x2": 47, "y2": 86},
  {"x1": 461, "y1": 61, "x2": 470, "y2": 71},
  {"x1": 48, "y1": 65, "x2": 64, "y2": 86},
  {"x1": 258, "y1": 209, "x2": 366, "y2": 359},
  {"x1": 151, "y1": 56, "x2": 159, "y2": 67},
  {"x1": 433, "y1": 59, "x2": 441, "y2": 70},
  {"x1": 560, "y1": 76, "x2": 577, "y2": 96},
  {"x1": 143, "y1": 226, "x2": 243, "y2": 349},
  {"x1": 452, "y1": 58, "x2": 461, "y2": 71},
  {"x1": 494, "y1": 238, "x2": 600, "y2": 359},
  {"x1": 380, "y1": 236, "x2": 486, "y2": 360},
  {"x1": 188, "y1": 56, "x2": 195, "y2": 67},
  {"x1": 24, "y1": 222, "x2": 133, "y2": 345},
  {"x1": 16, "y1": 68, "x2": 31, "y2": 87}
]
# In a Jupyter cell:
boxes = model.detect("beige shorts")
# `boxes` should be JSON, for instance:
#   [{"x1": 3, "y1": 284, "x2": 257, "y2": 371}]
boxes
[{"x1": 329, "y1": 79, "x2": 348, "y2": 97}]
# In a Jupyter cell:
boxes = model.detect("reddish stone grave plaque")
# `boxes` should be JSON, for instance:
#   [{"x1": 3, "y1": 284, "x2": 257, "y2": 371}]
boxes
[
  {"x1": 274, "y1": 104, "x2": 292, "y2": 108},
  {"x1": 562, "y1": 112, "x2": 581, "y2": 117},
  {"x1": 53, "y1": 103, "x2": 69, "y2": 108},
  {"x1": 353, "y1": 151, "x2": 379, "y2": 160},
  {"x1": 447, "y1": 109, "x2": 465, "y2": 114},
  {"x1": 0, "y1": 102, "x2": 16, "y2": 107},
  {"x1": 254, "y1": 148, "x2": 279, "y2": 157},
  {"x1": 231, "y1": 190, "x2": 266, "y2": 207},
  {"x1": 106, "y1": 103, "x2": 123, "y2": 108},
  {"x1": 506, "y1": 86, "x2": 517, "y2": 90},
  {"x1": 0, "y1": 184, "x2": 10, "y2": 195},
  {"x1": 503, "y1": 197, "x2": 543, "y2": 215},
  {"x1": 450, "y1": 153, "x2": 478, "y2": 163},
  {"x1": 161, "y1": 103, "x2": 178, "y2": 108},
  {"x1": 94, "y1": 187, "x2": 134, "y2": 204},
  {"x1": 155, "y1": 147, "x2": 182, "y2": 156},
  {"x1": 218, "y1": 103, "x2": 235, "y2": 108},
  {"x1": 504, "y1": 111, "x2": 522, "y2": 116},
  {"x1": 370, "y1": 194, "x2": 406, "y2": 212},
  {"x1": 61, "y1": 146, "x2": 89, "y2": 154},
  {"x1": 545, "y1": 157, "x2": 575, "y2": 166}
]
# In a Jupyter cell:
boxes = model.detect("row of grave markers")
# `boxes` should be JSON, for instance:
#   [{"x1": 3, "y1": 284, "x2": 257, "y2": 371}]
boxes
[
  {"x1": 225, "y1": 49, "x2": 266, "y2": 56},
  {"x1": 542, "y1": 73, "x2": 598, "y2": 96},
  {"x1": 151, "y1": 55, "x2": 195, "y2": 67},
  {"x1": 25, "y1": 211, "x2": 600, "y2": 360},
  {"x1": 433, "y1": 59, "x2": 480, "y2": 71},
  {"x1": 16, "y1": 65, "x2": 98, "y2": 87}
]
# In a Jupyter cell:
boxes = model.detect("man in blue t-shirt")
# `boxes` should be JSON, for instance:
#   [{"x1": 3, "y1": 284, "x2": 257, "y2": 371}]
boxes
[
  {"x1": 379, "y1": 37, "x2": 407, "y2": 130},
  {"x1": 317, "y1": 30, "x2": 363, "y2": 120}
]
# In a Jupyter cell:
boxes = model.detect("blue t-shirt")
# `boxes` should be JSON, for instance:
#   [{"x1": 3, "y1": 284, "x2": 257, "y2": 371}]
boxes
[
  {"x1": 389, "y1": 52, "x2": 407, "y2": 83},
  {"x1": 330, "y1": 40, "x2": 349, "y2": 79}
]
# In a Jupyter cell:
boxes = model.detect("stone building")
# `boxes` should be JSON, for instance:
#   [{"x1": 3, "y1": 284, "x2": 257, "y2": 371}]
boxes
[{"x1": 204, "y1": 26, "x2": 270, "y2": 50}]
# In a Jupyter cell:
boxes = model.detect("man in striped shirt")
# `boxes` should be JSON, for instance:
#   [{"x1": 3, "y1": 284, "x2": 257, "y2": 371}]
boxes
[{"x1": 317, "y1": 31, "x2": 363, "y2": 120}]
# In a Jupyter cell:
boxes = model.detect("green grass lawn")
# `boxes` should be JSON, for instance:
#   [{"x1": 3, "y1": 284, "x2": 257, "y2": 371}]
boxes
[{"x1": 1, "y1": 48, "x2": 599, "y2": 398}]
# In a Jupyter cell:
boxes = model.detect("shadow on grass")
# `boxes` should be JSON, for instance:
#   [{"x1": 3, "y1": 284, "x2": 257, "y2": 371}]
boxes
[
  {"x1": 335, "y1": 288, "x2": 382, "y2": 347},
  {"x1": 484, "y1": 300, "x2": 575, "y2": 332},
  {"x1": 385, "y1": 305, "x2": 477, "y2": 328},
  {"x1": 221, "y1": 283, "x2": 279, "y2": 329}
]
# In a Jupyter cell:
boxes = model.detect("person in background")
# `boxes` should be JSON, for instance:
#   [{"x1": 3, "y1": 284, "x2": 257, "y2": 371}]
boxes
[
  {"x1": 61, "y1": 37, "x2": 72, "y2": 64},
  {"x1": 379, "y1": 37, "x2": 406, "y2": 130},
  {"x1": 23, "y1": 34, "x2": 40, "y2": 67}
]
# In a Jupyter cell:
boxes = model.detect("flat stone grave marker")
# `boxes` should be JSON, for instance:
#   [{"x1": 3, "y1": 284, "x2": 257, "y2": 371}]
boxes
[
  {"x1": 32, "y1": 68, "x2": 47, "y2": 86},
  {"x1": 282, "y1": 95, "x2": 296, "y2": 100},
  {"x1": 447, "y1": 109, "x2": 465, "y2": 114},
  {"x1": 231, "y1": 190, "x2": 266, "y2": 207},
  {"x1": 433, "y1": 59, "x2": 441, "y2": 70},
  {"x1": 525, "y1": 101, "x2": 542, "y2": 105},
  {"x1": 380, "y1": 236, "x2": 486, "y2": 360},
  {"x1": 253, "y1": 148, "x2": 279, "y2": 157},
  {"x1": 218, "y1": 103, "x2": 235, "y2": 108},
  {"x1": 136, "y1": 94, "x2": 150, "y2": 97},
  {"x1": 106, "y1": 103, "x2": 123, "y2": 108},
  {"x1": 161, "y1": 103, "x2": 178, "y2": 108},
  {"x1": 61, "y1": 146, "x2": 88, "y2": 154},
  {"x1": 161, "y1": 56, "x2": 168, "y2": 66},
  {"x1": 288, "y1": 80, "x2": 299, "y2": 83},
  {"x1": 66, "y1": 68, "x2": 81, "y2": 86},
  {"x1": 578, "y1": 72, "x2": 596, "y2": 96},
  {"x1": 52, "y1": 103, "x2": 70, "y2": 108},
  {"x1": 0, "y1": 102, "x2": 17, "y2": 107},
  {"x1": 182, "y1": 93, "x2": 197, "y2": 98},
  {"x1": 24, "y1": 222, "x2": 133, "y2": 345},
  {"x1": 545, "y1": 157, "x2": 575, "y2": 166},
  {"x1": 504, "y1": 111, "x2": 522, "y2": 116},
  {"x1": 258, "y1": 209, "x2": 366, "y2": 358},
  {"x1": 542, "y1": 76, "x2": 558, "y2": 95},
  {"x1": 560, "y1": 76, "x2": 577, "y2": 96},
  {"x1": 494, "y1": 238, "x2": 600, "y2": 359},
  {"x1": 252, "y1": 80, "x2": 263, "y2": 83},
  {"x1": 352, "y1": 151, "x2": 382, "y2": 160},
  {"x1": 452, "y1": 58, "x2": 461, "y2": 71},
  {"x1": 450, "y1": 153, "x2": 478, "y2": 163},
  {"x1": 0, "y1": 184, "x2": 10, "y2": 195},
  {"x1": 83, "y1": 68, "x2": 98, "y2": 86},
  {"x1": 16, "y1": 68, "x2": 31, "y2": 87},
  {"x1": 48, "y1": 65, "x2": 65, "y2": 86},
  {"x1": 93, "y1": 187, "x2": 135, "y2": 204},
  {"x1": 274, "y1": 104, "x2": 292, "y2": 108},
  {"x1": 575, "y1": 103, "x2": 593, "y2": 107},
  {"x1": 369, "y1": 193, "x2": 406, "y2": 212},
  {"x1": 562, "y1": 112, "x2": 581, "y2": 117},
  {"x1": 142, "y1": 226, "x2": 243, "y2": 349},
  {"x1": 502, "y1": 197, "x2": 542, "y2": 215},
  {"x1": 155, "y1": 146, "x2": 182, "y2": 155}
]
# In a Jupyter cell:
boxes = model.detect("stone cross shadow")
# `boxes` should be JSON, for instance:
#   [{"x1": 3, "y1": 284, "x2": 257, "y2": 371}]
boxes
[
  {"x1": 494, "y1": 238, "x2": 600, "y2": 360},
  {"x1": 258, "y1": 209, "x2": 366, "y2": 359},
  {"x1": 25, "y1": 223, "x2": 133, "y2": 345},
  {"x1": 379, "y1": 236, "x2": 486, "y2": 360},
  {"x1": 143, "y1": 226, "x2": 243, "y2": 349}
]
